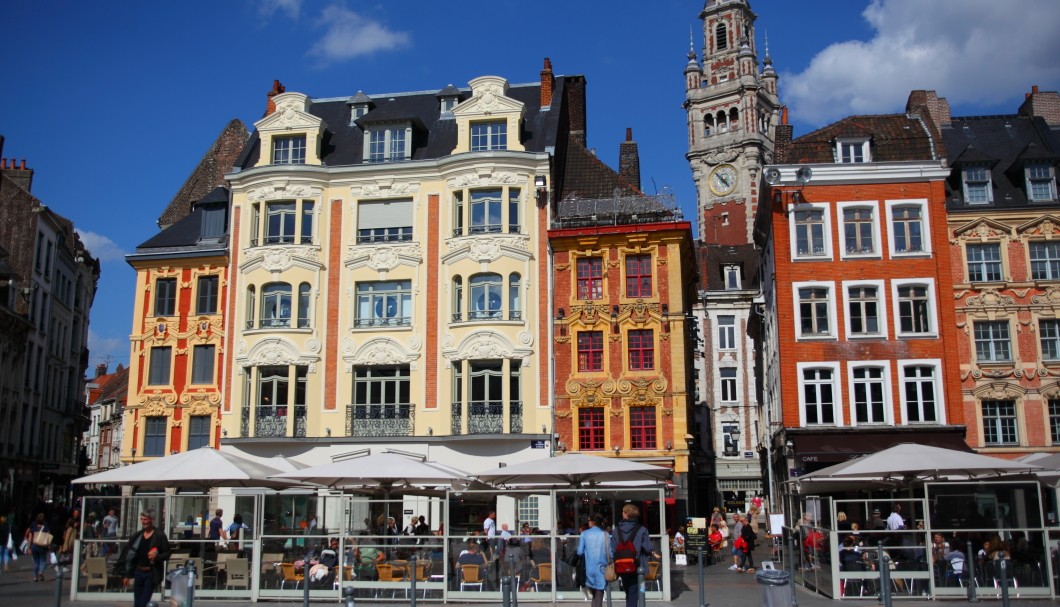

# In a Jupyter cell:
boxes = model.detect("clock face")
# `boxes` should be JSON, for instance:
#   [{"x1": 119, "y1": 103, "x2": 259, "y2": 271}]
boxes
[{"x1": 709, "y1": 164, "x2": 739, "y2": 196}]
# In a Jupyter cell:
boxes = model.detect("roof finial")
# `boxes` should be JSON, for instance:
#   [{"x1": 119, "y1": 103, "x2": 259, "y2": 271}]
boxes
[{"x1": 687, "y1": 25, "x2": 697, "y2": 61}]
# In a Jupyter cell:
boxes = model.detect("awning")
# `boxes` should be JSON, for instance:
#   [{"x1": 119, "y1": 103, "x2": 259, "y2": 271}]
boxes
[{"x1": 790, "y1": 428, "x2": 970, "y2": 464}]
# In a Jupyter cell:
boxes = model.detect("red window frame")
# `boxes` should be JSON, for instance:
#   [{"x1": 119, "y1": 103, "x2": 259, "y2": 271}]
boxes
[
  {"x1": 630, "y1": 406, "x2": 656, "y2": 450},
  {"x1": 579, "y1": 408, "x2": 605, "y2": 451},
  {"x1": 628, "y1": 329, "x2": 654, "y2": 370},
  {"x1": 577, "y1": 331, "x2": 604, "y2": 372},
  {"x1": 625, "y1": 254, "x2": 652, "y2": 298},
  {"x1": 576, "y1": 257, "x2": 603, "y2": 300}
]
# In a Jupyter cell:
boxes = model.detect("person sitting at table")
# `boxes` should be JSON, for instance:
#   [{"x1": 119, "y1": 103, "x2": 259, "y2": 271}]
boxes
[
  {"x1": 358, "y1": 542, "x2": 385, "y2": 580},
  {"x1": 309, "y1": 539, "x2": 339, "y2": 585},
  {"x1": 457, "y1": 541, "x2": 486, "y2": 584}
]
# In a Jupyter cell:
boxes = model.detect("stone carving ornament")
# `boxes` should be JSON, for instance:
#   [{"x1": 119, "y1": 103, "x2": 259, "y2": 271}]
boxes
[
  {"x1": 247, "y1": 184, "x2": 316, "y2": 202},
  {"x1": 702, "y1": 149, "x2": 740, "y2": 165}
]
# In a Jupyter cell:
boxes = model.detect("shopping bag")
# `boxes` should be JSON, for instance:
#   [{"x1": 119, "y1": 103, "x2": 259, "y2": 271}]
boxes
[
  {"x1": 19, "y1": 539, "x2": 30, "y2": 554},
  {"x1": 49, "y1": 551, "x2": 58, "y2": 565},
  {"x1": 32, "y1": 530, "x2": 53, "y2": 548},
  {"x1": 675, "y1": 553, "x2": 687, "y2": 566}
]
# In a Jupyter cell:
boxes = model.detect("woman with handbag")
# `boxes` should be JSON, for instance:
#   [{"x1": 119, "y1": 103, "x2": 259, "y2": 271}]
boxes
[
  {"x1": 24, "y1": 513, "x2": 52, "y2": 581},
  {"x1": 0, "y1": 515, "x2": 13, "y2": 573},
  {"x1": 576, "y1": 513, "x2": 611, "y2": 607}
]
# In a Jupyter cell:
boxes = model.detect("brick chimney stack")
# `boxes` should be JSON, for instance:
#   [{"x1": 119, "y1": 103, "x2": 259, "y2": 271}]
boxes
[
  {"x1": 906, "y1": 90, "x2": 951, "y2": 131},
  {"x1": 1, "y1": 157, "x2": 34, "y2": 192},
  {"x1": 540, "y1": 58, "x2": 555, "y2": 108},
  {"x1": 96, "y1": 363, "x2": 108, "y2": 378},
  {"x1": 1019, "y1": 85, "x2": 1060, "y2": 126},
  {"x1": 773, "y1": 107, "x2": 794, "y2": 164},
  {"x1": 618, "y1": 128, "x2": 641, "y2": 191},
  {"x1": 264, "y1": 79, "x2": 286, "y2": 118}
]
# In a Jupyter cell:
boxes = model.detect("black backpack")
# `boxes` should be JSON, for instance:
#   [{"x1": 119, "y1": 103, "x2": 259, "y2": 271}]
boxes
[{"x1": 613, "y1": 524, "x2": 639, "y2": 574}]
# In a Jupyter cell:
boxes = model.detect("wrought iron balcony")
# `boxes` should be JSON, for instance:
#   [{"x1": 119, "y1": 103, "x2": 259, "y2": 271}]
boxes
[
  {"x1": 346, "y1": 403, "x2": 414, "y2": 437},
  {"x1": 357, "y1": 227, "x2": 413, "y2": 244},
  {"x1": 241, "y1": 404, "x2": 307, "y2": 438},
  {"x1": 450, "y1": 400, "x2": 522, "y2": 435},
  {"x1": 354, "y1": 317, "x2": 411, "y2": 328},
  {"x1": 468, "y1": 310, "x2": 503, "y2": 322}
]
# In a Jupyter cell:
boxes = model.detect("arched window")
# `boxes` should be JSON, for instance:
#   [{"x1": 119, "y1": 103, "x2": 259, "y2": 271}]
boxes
[
  {"x1": 704, "y1": 114, "x2": 715, "y2": 137},
  {"x1": 717, "y1": 111, "x2": 728, "y2": 133},
  {"x1": 261, "y1": 283, "x2": 292, "y2": 328},
  {"x1": 298, "y1": 283, "x2": 311, "y2": 328},
  {"x1": 716, "y1": 23, "x2": 728, "y2": 51},
  {"x1": 729, "y1": 108, "x2": 740, "y2": 130},
  {"x1": 246, "y1": 285, "x2": 256, "y2": 329},
  {"x1": 452, "y1": 276, "x2": 463, "y2": 322},
  {"x1": 509, "y1": 273, "x2": 521, "y2": 320},
  {"x1": 470, "y1": 273, "x2": 503, "y2": 320}
]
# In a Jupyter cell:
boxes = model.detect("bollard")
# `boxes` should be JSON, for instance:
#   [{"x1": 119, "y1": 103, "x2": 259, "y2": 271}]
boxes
[
  {"x1": 787, "y1": 535, "x2": 798, "y2": 607},
  {"x1": 697, "y1": 547, "x2": 707, "y2": 607},
  {"x1": 637, "y1": 564, "x2": 646, "y2": 607},
  {"x1": 878, "y1": 545, "x2": 892, "y2": 607},
  {"x1": 965, "y1": 541, "x2": 978, "y2": 603},
  {"x1": 999, "y1": 558, "x2": 1011, "y2": 607},
  {"x1": 343, "y1": 585, "x2": 356, "y2": 607},
  {"x1": 509, "y1": 553, "x2": 519, "y2": 607},
  {"x1": 186, "y1": 559, "x2": 198, "y2": 607},
  {"x1": 53, "y1": 563, "x2": 63, "y2": 607},
  {"x1": 501, "y1": 574, "x2": 512, "y2": 607},
  {"x1": 410, "y1": 554, "x2": 418, "y2": 607},
  {"x1": 606, "y1": 574, "x2": 613, "y2": 607},
  {"x1": 303, "y1": 549, "x2": 311, "y2": 607}
]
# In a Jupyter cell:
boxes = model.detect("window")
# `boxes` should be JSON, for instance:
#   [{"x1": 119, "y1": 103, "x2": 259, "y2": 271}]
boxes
[
  {"x1": 963, "y1": 167, "x2": 992, "y2": 204},
  {"x1": 1030, "y1": 242, "x2": 1060, "y2": 280},
  {"x1": 298, "y1": 283, "x2": 311, "y2": 328},
  {"x1": 272, "y1": 135, "x2": 306, "y2": 165},
  {"x1": 628, "y1": 329, "x2": 654, "y2": 370},
  {"x1": 508, "y1": 189, "x2": 521, "y2": 234},
  {"x1": 143, "y1": 417, "x2": 166, "y2": 457},
  {"x1": 724, "y1": 264, "x2": 741, "y2": 289},
  {"x1": 720, "y1": 368, "x2": 737, "y2": 402},
  {"x1": 187, "y1": 415, "x2": 211, "y2": 450},
  {"x1": 265, "y1": 202, "x2": 297, "y2": 245},
  {"x1": 629, "y1": 406, "x2": 656, "y2": 450},
  {"x1": 191, "y1": 344, "x2": 215, "y2": 384},
  {"x1": 1050, "y1": 400, "x2": 1060, "y2": 444},
  {"x1": 896, "y1": 283, "x2": 932, "y2": 335},
  {"x1": 841, "y1": 206, "x2": 875, "y2": 255},
  {"x1": 366, "y1": 126, "x2": 409, "y2": 163},
  {"x1": 201, "y1": 206, "x2": 226, "y2": 240},
  {"x1": 577, "y1": 331, "x2": 604, "y2": 372},
  {"x1": 579, "y1": 408, "x2": 604, "y2": 451},
  {"x1": 974, "y1": 321, "x2": 1011, "y2": 362},
  {"x1": 797, "y1": 285, "x2": 832, "y2": 337},
  {"x1": 154, "y1": 278, "x2": 176, "y2": 316},
  {"x1": 470, "y1": 120, "x2": 507, "y2": 151},
  {"x1": 470, "y1": 190, "x2": 502, "y2": 234},
  {"x1": 967, "y1": 243, "x2": 1002, "y2": 282},
  {"x1": 1027, "y1": 164, "x2": 1057, "y2": 201},
  {"x1": 353, "y1": 366, "x2": 411, "y2": 434},
  {"x1": 357, "y1": 199, "x2": 413, "y2": 243},
  {"x1": 470, "y1": 274, "x2": 503, "y2": 320},
  {"x1": 890, "y1": 203, "x2": 926, "y2": 254},
  {"x1": 625, "y1": 254, "x2": 652, "y2": 298},
  {"x1": 1041, "y1": 319, "x2": 1060, "y2": 360},
  {"x1": 356, "y1": 281, "x2": 412, "y2": 327},
  {"x1": 508, "y1": 273, "x2": 521, "y2": 320},
  {"x1": 261, "y1": 283, "x2": 292, "y2": 328},
  {"x1": 794, "y1": 207, "x2": 827, "y2": 257},
  {"x1": 801, "y1": 366, "x2": 836, "y2": 425},
  {"x1": 715, "y1": 23, "x2": 727, "y2": 51},
  {"x1": 721, "y1": 422, "x2": 739, "y2": 456},
  {"x1": 469, "y1": 361, "x2": 503, "y2": 431},
  {"x1": 196, "y1": 276, "x2": 219, "y2": 315},
  {"x1": 718, "y1": 315, "x2": 736, "y2": 350},
  {"x1": 837, "y1": 139, "x2": 870, "y2": 163},
  {"x1": 245, "y1": 285, "x2": 255, "y2": 329},
  {"x1": 256, "y1": 366, "x2": 308, "y2": 437},
  {"x1": 847, "y1": 285, "x2": 881, "y2": 336},
  {"x1": 902, "y1": 364, "x2": 938, "y2": 423},
  {"x1": 300, "y1": 202, "x2": 314, "y2": 244},
  {"x1": 576, "y1": 257, "x2": 603, "y2": 300},
  {"x1": 148, "y1": 346, "x2": 172, "y2": 386},
  {"x1": 981, "y1": 400, "x2": 1017, "y2": 445},
  {"x1": 452, "y1": 277, "x2": 463, "y2": 322},
  {"x1": 851, "y1": 365, "x2": 887, "y2": 424}
]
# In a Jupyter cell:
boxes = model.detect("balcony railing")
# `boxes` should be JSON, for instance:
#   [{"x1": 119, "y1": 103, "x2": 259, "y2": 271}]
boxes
[
  {"x1": 450, "y1": 400, "x2": 522, "y2": 435},
  {"x1": 468, "y1": 310, "x2": 503, "y2": 322},
  {"x1": 346, "y1": 403, "x2": 414, "y2": 437},
  {"x1": 354, "y1": 317, "x2": 411, "y2": 328},
  {"x1": 357, "y1": 227, "x2": 413, "y2": 244},
  {"x1": 243, "y1": 405, "x2": 307, "y2": 438}
]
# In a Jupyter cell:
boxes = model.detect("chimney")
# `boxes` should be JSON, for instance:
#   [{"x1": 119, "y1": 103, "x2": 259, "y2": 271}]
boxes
[
  {"x1": 540, "y1": 58, "x2": 555, "y2": 108},
  {"x1": 618, "y1": 128, "x2": 641, "y2": 191},
  {"x1": 1018, "y1": 85, "x2": 1060, "y2": 126},
  {"x1": 96, "y1": 363, "x2": 108, "y2": 378},
  {"x1": 774, "y1": 107, "x2": 793, "y2": 164},
  {"x1": 0, "y1": 156, "x2": 34, "y2": 193},
  {"x1": 906, "y1": 90, "x2": 951, "y2": 130},
  {"x1": 264, "y1": 79, "x2": 286, "y2": 118},
  {"x1": 565, "y1": 76, "x2": 587, "y2": 146}
]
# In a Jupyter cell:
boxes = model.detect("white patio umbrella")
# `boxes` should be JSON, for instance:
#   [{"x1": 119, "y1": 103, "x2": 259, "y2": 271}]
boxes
[
  {"x1": 270, "y1": 451, "x2": 468, "y2": 489},
  {"x1": 1018, "y1": 452, "x2": 1060, "y2": 486},
  {"x1": 72, "y1": 446, "x2": 304, "y2": 489},
  {"x1": 795, "y1": 443, "x2": 1041, "y2": 485},
  {"x1": 474, "y1": 453, "x2": 672, "y2": 488}
]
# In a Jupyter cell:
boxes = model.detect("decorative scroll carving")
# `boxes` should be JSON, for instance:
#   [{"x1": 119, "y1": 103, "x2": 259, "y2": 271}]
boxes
[
  {"x1": 445, "y1": 330, "x2": 531, "y2": 366},
  {"x1": 965, "y1": 288, "x2": 1015, "y2": 310},
  {"x1": 701, "y1": 149, "x2": 740, "y2": 165},
  {"x1": 247, "y1": 184, "x2": 318, "y2": 202},
  {"x1": 1031, "y1": 287, "x2": 1060, "y2": 306}
]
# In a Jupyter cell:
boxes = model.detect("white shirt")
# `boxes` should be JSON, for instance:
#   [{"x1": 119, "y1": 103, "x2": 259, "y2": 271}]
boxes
[
  {"x1": 484, "y1": 517, "x2": 496, "y2": 538},
  {"x1": 886, "y1": 511, "x2": 905, "y2": 530}
]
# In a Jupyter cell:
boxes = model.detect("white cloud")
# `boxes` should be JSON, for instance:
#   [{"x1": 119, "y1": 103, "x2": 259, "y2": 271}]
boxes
[
  {"x1": 307, "y1": 6, "x2": 410, "y2": 63},
  {"x1": 258, "y1": 0, "x2": 302, "y2": 20},
  {"x1": 76, "y1": 230, "x2": 128, "y2": 263},
  {"x1": 783, "y1": 0, "x2": 1060, "y2": 127},
  {"x1": 87, "y1": 329, "x2": 129, "y2": 367}
]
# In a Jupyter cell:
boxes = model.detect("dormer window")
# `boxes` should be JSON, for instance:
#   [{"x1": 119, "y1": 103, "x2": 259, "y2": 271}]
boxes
[
  {"x1": 365, "y1": 125, "x2": 411, "y2": 163},
  {"x1": 1027, "y1": 164, "x2": 1057, "y2": 201},
  {"x1": 963, "y1": 167, "x2": 993, "y2": 204},
  {"x1": 724, "y1": 264, "x2": 741, "y2": 289},
  {"x1": 353, "y1": 106, "x2": 369, "y2": 119},
  {"x1": 272, "y1": 135, "x2": 306, "y2": 165},
  {"x1": 470, "y1": 120, "x2": 507, "y2": 151},
  {"x1": 441, "y1": 97, "x2": 458, "y2": 113},
  {"x1": 836, "y1": 139, "x2": 870, "y2": 163},
  {"x1": 200, "y1": 206, "x2": 226, "y2": 240}
]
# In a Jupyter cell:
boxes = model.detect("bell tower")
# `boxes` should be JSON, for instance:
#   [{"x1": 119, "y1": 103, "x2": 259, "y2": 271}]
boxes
[{"x1": 685, "y1": 0, "x2": 779, "y2": 245}]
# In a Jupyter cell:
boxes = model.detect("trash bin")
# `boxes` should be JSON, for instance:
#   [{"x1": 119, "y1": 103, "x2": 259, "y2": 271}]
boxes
[
  {"x1": 168, "y1": 564, "x2": 196, "y2": 607},
  {"x1": 756, "y1": 568, "x2": 790, "y2": 607}
]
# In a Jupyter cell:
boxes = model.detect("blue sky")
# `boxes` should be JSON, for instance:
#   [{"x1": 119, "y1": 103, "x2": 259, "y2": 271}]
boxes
[{"x1": 2, "y1": 0, "x2": 1058, "y2": 369}]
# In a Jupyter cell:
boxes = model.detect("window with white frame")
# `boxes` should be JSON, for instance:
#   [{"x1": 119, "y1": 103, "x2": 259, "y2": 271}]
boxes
[
  {"x1": 894, "y1": 281, "x2": 934, "y2": 336},
  {"x1": 1041, "y1": 319, "x2": 1060, "y2": 361},
  {"x1": 888, "y1": 202, "x2": 927, "y2": 255},
  {"x1": 981, "y1": 400, "x2": 1018, "y2": 445},
  {"x1": 470, "y1": 120, "x2": 507, "y2": 151},
  {"x1": 720, "y1": 368, "x2": 737, "y2": 402},
  {"x1": 357, "y1": 199, "x2": 413, "y2": 244},
  {"x1": 721, "y1": 422, "x2": 738, "y2": 455},
  {"x1": 272, "y1": 135, "x2": 306, "y2": 165},
  {"x1": 974, "y1": 321, "x2": 1011, "y2": 362},
  {"x1": 724, "y1": 264, "x2": 741, "y2": 289},
  {"x1": 718, "y1": 315, "x2": 736, "y2": 350},
  {"x1": 1026, "y1": 164, "x2": 1058, "y2": 201},
  {"x1": 796, "y1": 284, "x2": 834, "y2": 338},
  {"x1": 901, "y1": 363, "x2": 939, "y2": 423},
  {"x1": 1050, "y1": 399, "x2": 1060, "y2": 444},
  {"x1": 850, "y1": 364, "x2": 887, "y2": 424},
  {"x1": 355, "y1": 281, "x2": 412, "y2": 327},
  {"x1": 261, "y1": 283, "x2": 292, "y2": 328},
  {"x1": 836, "y1": 139, "x2": 870, "y2": 163},
  {"x1": 470, "y1": 273, "x2": 503, "y2": 320},
  {"x1": 846, "y1": 284, "x2": 882, "y2": 337},
  {"x1": 841, "y1": 205, "x2": 876, "y2": 255},
  {"x1": 963, "y1": 167, "x2": 992, "y2": 204},
  {"x1": 967, "y1": 243, "x2": 1002, "y2": 282},
  {"x1": 800, "y1": 365, "x2": 837, "y2": 426},
  {"x1": 470, "y1": 189, "x2": 503, "y2": 234},
  {"x1": 1030, "y1": 241, "x2": 1060, "y2": 280},
  {"x1": 365, "y1": 126, "x2": 410, "y2": 163},
  {"x1": 793, "y1": 206, "x2": 828, "y2": 258}
]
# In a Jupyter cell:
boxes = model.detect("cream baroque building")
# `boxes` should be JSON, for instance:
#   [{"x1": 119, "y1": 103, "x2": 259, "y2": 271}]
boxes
[{"x1": 222, "y1": 68, "x2": 573, "y2": 470}]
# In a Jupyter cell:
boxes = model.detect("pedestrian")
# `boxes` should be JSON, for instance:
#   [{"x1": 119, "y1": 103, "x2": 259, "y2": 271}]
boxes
[
  {"x1": 576, "y1": 513, "x2": 611, "y2": 607},
  {"x1": 24, "y1": 513, "x2": 51, "y2": 582},
  {"x1": 0, "y1": 515, "x2": 13, "y2": 573},
  {"x1": 611, "y1": 504, "x2": 658, "y2": 607},
  {"x1": 208, "y1": 508, "x2": 228, "y2": 548},
  {"x1": 101, "y1": 507, "x2": 119, "y2": 556},
  {"x1": 118, "y1": 509, "x2": 171, "y2": 607},
  {"x1": 738, "y1": 515, "x2": 756, "y2": 572}
]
